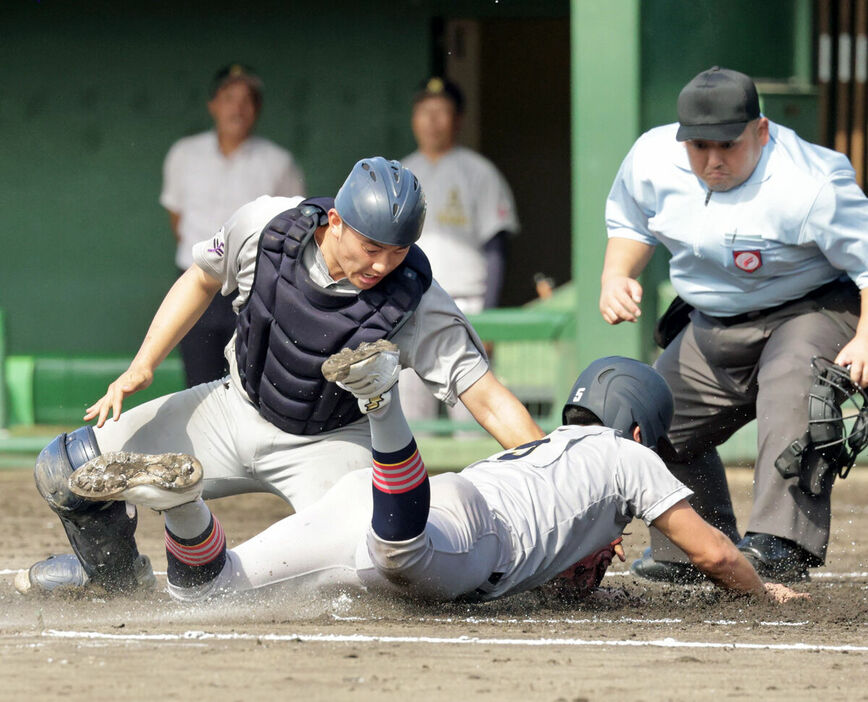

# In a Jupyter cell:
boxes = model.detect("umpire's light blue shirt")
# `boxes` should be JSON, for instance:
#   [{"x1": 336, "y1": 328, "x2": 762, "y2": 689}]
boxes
[{"x1": 606, "y1": 120, "x2": 868, "y2": 317}]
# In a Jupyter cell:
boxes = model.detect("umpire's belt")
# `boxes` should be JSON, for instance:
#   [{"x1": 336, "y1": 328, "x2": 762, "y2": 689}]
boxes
[{"x1": 707, "y1": 278, "x2": 857, "y2": 328}]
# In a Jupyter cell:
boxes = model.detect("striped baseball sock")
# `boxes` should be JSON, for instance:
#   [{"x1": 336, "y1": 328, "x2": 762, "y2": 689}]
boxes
[
  {"x1": 370, "y1": 438, "x2": 430, "y2": 541},
  {"x1": 165, "y1": 514, "x2": 227, "y2": 588}
]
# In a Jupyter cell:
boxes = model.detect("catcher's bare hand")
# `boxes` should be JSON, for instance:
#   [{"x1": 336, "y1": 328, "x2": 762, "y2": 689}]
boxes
[
  {"x1": 84, "y1": 365, "x2": 154, "y2": 427},
  {"x1": 599, "y1": 276, "x2": 643, "y2": 324},
  {"x1": 763, "y1": 582, "x2": 810, "y2": 603}
]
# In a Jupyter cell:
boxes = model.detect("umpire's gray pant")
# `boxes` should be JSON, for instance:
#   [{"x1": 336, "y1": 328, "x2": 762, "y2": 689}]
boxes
[{"x1": 650, "y1": 285, "x2": 859, "y2": 562}]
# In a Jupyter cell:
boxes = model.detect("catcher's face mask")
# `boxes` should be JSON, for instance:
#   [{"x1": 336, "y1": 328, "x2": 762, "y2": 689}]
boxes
[{"x1": 775, "y1": 357, "x2": 868, "y2": 496}]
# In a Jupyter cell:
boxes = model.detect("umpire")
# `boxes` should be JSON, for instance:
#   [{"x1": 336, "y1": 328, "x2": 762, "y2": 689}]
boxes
[{"x1": 601, "y1": 66, "x2": 868, "y2": 582}]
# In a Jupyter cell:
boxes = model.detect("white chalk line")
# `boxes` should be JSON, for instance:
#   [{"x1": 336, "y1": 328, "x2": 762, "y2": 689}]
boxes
[
  {"x1": 330, "y1": 614, "x2": 813, "y2": 628},
  {"x1": 25, "y1": 629, "x2": 868, "y2": 653},
  {"x1": 4, "y1": 568, "x2": 866, "y2": 580},
  {"x1": 604, "y1": 570, "x2": 868, "y2": 580}
]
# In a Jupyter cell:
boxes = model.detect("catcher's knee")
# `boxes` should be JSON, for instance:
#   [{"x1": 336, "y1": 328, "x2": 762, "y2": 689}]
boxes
[{"x1": 34, "y1": 426, "x2": 101, "y2": 514}]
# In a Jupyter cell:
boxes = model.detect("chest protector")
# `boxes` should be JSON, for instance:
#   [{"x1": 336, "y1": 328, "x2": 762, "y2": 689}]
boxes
[{"x1": 235, "y1": 197, "x2": 432, "y2": 435}]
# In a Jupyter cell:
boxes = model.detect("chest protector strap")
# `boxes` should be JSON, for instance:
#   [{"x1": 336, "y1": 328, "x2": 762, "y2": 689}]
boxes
[{"x1": 235, "y1": 197, "x2": 432, "y2": 435}]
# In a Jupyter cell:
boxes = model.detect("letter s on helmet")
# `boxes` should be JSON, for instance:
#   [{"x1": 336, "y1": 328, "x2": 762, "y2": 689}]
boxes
[{"x1": 334, "y1": 157, "x2": 427, "y2": 246}]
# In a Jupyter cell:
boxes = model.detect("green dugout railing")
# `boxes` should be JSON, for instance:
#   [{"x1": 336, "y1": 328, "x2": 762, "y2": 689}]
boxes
[
  {"x1": 2, "y1": 354, "x2": 185, "y2": 428},
  {"x1": 407, "y1": 307, "x2": 577, "y2": 436}
]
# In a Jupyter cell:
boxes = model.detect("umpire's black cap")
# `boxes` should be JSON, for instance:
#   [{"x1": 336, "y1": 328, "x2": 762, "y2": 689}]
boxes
[
  {"x1": 676, "y1": 66, "x2": 760, "y2": 142},
  {"x1": 563, "y1": 356, "x2": 679, "y2": 461}
]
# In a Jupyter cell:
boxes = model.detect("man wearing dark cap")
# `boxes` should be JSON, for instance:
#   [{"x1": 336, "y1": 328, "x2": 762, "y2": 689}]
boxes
[
  {"x1": 600, "y1": 66, "x2": 868, "y2": 583},
  {"x1": 400, "y1": 77, "x2": 519, "y2": 424},
  {"x1": 160, "y1": 63, "x2": 306, "y2": 387}
]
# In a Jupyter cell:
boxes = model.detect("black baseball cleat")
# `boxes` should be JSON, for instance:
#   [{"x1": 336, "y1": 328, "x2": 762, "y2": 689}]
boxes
[
  {"x1": 737, "y1": 533, "x2": 819, "y2": 582},
  {"x1": 630, "y1": 547, "x2": 706, "y2": 584},
  {"x1": 14, "y1": 553, "x2": 156, "y2": 595}
]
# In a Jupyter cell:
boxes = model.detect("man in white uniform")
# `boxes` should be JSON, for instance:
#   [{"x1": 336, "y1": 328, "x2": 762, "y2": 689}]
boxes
[
  {"x1": 400, "y1": 78, "x2": 520, "y2": 425},
  {"x1": 59, "y1": 352, "x2": 806, "y2": 605},
  {"x1": 18, "y1": 157, "x2": 543, "y2": 596},
  {"x1": 160, "y1": 64, "x2": 306, "y2": 387},
  {"x1": 601, "y1": 67, "x2": 868, "y2": 583}
]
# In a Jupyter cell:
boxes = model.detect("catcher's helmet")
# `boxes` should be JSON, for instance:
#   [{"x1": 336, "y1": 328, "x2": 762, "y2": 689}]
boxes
[
  {"x1": 563, "y1": 356, "x2": 677, "y2": 459},
  {"x1": 776, "y1": 357, "x2": 868, "y2": 495},
  {"x1": 334, "y1": 157, "x2": 426, "y2": 247}
]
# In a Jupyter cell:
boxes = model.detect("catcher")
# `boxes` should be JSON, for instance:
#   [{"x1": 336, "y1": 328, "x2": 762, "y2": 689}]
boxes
[{"x1": 56, "y1": 350, "x2": 808, "y2": 604}]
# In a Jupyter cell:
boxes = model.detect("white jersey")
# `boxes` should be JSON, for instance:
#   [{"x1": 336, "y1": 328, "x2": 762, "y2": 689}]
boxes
[
  {"x1": 606, "y1": 121, "x2": 868, "y2": 317},
  {"x1": 461, "y1": 425, "x2": 692, "y2": 598},
  {"x1": 160, "y1": 131, "x2": 306, "y2": 269},
  {"x1": 192, "y1": 195, "x2": 489, "y2": 406},
  {"x1": 402, "y1": 146, "x2": 519, "y2": 300},
  {"x1": 167, "y1": 424, "x2": 692, "y2": 604}
]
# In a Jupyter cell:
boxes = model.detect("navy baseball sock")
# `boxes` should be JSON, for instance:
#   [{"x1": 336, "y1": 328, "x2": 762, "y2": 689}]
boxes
[
  {"x1": 165, "y1": 514, "x2": 227, "y2": 588},
  {"x1": 371, "y1": 438, "x2": 430, "y2": 541}
]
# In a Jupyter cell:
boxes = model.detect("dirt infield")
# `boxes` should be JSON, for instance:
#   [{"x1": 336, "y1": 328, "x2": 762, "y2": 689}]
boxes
[{"x1": 1, "y1": 465, "x2": 865, "y2": 701}]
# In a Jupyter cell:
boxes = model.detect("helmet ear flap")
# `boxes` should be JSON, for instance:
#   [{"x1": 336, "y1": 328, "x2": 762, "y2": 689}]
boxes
[{"x1": 611, "y1": 405, "x2": 638, "y2": 443}]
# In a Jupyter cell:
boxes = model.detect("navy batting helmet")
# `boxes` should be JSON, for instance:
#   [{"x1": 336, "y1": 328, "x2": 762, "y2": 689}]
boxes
[
  {"x1": 334, "y1": 157, "x2": 426, "y2": 246},
  {"x1": 563, "y1": 356, "x2": 678, "y2": 459}
]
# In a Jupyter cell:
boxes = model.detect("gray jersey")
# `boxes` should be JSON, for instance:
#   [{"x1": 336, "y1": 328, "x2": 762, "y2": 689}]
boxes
[
  {"x1": 95, "y1": 196, "x2": 491, "y2": 514},
  {"x1": 192, "y1": 195, "x2": 489, "y2": 405},
  {"x1": 402, "y1": 147, "x2": 519, "y2": 301},
  {"x1": 461, "y1": 425, "x2": 692, "y2": 598},
  {"x1": 167, "y1": 425, "x2": 692, "y2": 603}
]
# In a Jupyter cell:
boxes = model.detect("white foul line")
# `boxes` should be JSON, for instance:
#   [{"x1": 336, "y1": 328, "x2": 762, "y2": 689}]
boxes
[
  {"x1": 604, "y1": 570, "x2": 868, "y2": 580},
  {"x1": 331, "y1": 614, "x2": 811, "y2": 627},
  {"x1": 35, "y1": 629, "x2": 868, "y2": 653},
  {"x1": 3, "y1": 568, "x2": 867, "y2": 579}
]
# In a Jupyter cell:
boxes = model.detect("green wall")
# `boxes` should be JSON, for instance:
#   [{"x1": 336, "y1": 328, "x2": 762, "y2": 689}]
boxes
[
  {"x1": 640, "y1": 0, "x2": 801, "y2": 131},
  {"x1": 2, "y1": 1, "x2": 431, "y2": 355},
  {"x1": 1, "y1": 0, "x2": 567, "y2": 357}
]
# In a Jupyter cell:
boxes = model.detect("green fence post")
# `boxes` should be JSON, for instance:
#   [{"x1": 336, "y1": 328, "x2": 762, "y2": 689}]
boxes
[
  {"x1": 0, "y1": 309, "x2": 5, "y2": 429},
  {"x1": 570, "y1": 0, "x2": 644, "y2": 367}
]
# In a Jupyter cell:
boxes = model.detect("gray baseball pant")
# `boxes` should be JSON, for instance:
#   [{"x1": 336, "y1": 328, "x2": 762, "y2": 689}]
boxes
[
  {"x1": 94, "y1": 377, "x2": 374, "y2": 511},
  {"x1": 650, "y1": 286, "x2": 859, "y2": 562}
]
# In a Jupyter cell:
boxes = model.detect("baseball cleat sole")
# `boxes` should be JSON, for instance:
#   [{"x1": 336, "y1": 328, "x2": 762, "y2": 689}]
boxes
[
  {"x1": 321, "y1": 339, "x2": 399, "y2": 382},
  {"x1": 68, "y1": 451, "x2": 203, "y2": 510}
]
